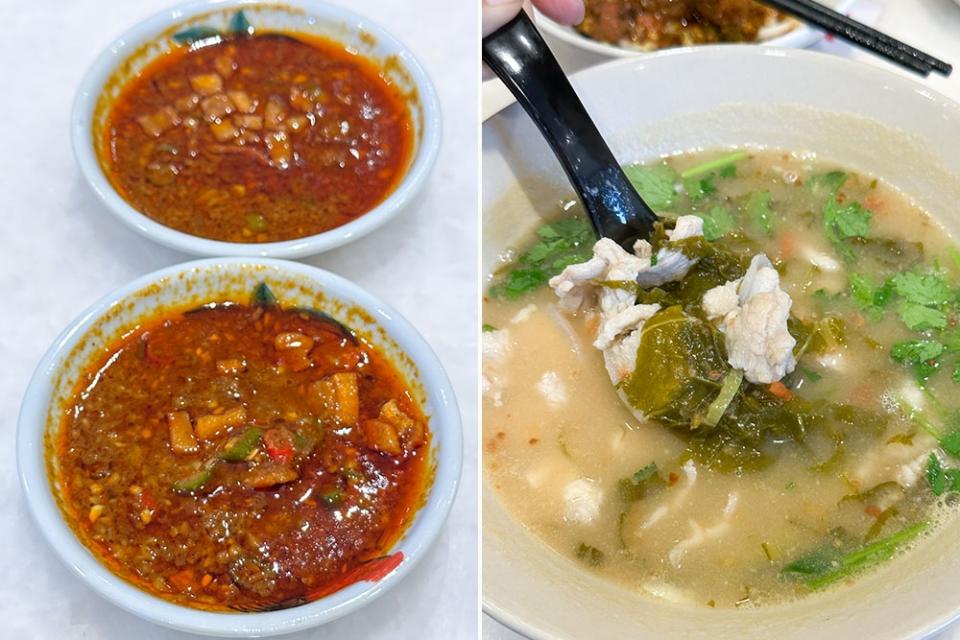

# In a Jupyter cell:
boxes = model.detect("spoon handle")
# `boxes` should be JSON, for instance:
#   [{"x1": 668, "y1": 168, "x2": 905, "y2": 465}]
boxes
[{"x1": 482, "y1": 11, "x2": 658, "y2": 249}]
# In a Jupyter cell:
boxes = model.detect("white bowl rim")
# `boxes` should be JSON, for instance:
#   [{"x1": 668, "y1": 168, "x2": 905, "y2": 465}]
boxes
[
  {"x1": 532, "y1": 0, "x2": 857, "y2": 59},
  {"x1": 70, "y1": 0, "x2": 443, "y2": 259},
  {"x1": 482, "y1": 44, "x2": 960, "y2": 640},
  {"x1": 16, "y1": 256, "x2": 462, "y2": 637}
]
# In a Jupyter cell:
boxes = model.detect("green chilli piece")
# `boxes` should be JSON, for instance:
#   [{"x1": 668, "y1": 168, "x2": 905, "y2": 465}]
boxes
[
  {"x1": 172, "y1": 25, "x2": 222, "y2": 45},
  {"x1": 220, "y1": 427, "x2": 264, "y2": 462},
  {"x1": 173, "y1": 464, "x2": 214, "y2": 493},
  {"x1": 229, "y1": 10, "x2": 254, "y2": 36},
  {"x1": 252, "y1": 282, "x2": 278, "y2": 307}
]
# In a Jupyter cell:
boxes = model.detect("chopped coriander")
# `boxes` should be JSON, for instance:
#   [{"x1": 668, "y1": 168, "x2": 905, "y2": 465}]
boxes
[
  {"x1": 698, "y1": 205, "x2": 736, "y2": 241},
  {"x1": 897, "y1": 301, "x2": 947, "y2": 331},
  {"x1": 482, "y1": 324, "x2": 498, "y2": 332},
  {"x1": 683, "y1": 174, "x2": 717, "y2": 201},
  {"x1": 490, "y1": 217, "x2": 594, "y2": 299},
  {"x1": 927, "y1": 453, "x2": 960, "y2": 495},
  {"x1": 848, "y1": 273, "x2": 893, "y2": 319},
  {"x1": 746, "y1": 190, "x2": 774, "y2": 235},
  {"x1": 807, "y1": 170, "x2": 848, "y2": 196},
  {"x1": 800, "y1": 367, "x2": 822, "y2": 382},
  {"x1": 891, "y1": 340, "x2": 945, "y2": 364},
  {"x1": 890, "y1": 270, "x2": 953, "y2": 307},
  {"x1": 623, "y1": 163, "x2": 678, "y2": 211},
  {"x1": 824, "y1": 198, "x2": 871, "y2": 260}
]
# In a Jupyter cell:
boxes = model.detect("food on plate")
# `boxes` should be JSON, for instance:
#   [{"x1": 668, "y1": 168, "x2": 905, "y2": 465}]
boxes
[
  {"x1": 575, "y1": 0, "x2": 795, "y2": 50},
  {"x1": 483, "y1": 149, "x2": 960, "y2": 606},
  {"x1": 52, "y1": 282, "x2": 430, "y2": 611},
  {"x1": 99, "y1": 11, "x2": 413, "y2": 242}
]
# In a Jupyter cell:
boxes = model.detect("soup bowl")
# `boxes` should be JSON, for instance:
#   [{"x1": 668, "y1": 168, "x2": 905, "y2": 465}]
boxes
[
  {"x1": 483, "y1": 47, "x2": 960, "y2": 639},
  {"x1": 72, "y1": 0, "x2": 441, "y2": 258},
  {"x1": 17, "y1": 257, "x2": 462, "y2": 636}
]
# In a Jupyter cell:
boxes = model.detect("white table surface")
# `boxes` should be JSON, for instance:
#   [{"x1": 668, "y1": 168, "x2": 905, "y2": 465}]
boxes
[
  {"x1": 482, "y1": 0, "x2": 960, "y2": 638},
  {"x1": 0, "y1": 1, "x2": 478, "y2": 638}
]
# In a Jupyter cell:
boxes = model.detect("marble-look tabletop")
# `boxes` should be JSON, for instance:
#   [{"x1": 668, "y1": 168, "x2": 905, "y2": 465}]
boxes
[
  {"x1": 482, "y1": 0, "x2": 960, "y2": 637},
  {"x1": 0, "y1": 1, "x2": 478, "y2": 638}
]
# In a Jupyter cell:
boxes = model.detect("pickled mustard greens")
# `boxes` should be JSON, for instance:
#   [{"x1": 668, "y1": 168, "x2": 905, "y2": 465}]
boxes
[{"x1": 483, "y1": 149, "x2": 960, "y2": 607}]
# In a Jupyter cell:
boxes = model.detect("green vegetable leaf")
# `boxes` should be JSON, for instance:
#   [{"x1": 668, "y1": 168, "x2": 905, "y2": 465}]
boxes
[
  {"x1": 172, "y1": 25, "x2": 222, "y2": 45},
  {"x1": 807, "y1": 171, "x2": 848, "y2": 197},
  {"x1": 897, "y1": 301, "x2": 947, "y2": 331},
  {"x1": 890, "y1": 339, "x2": 945, "y2": 383},
  {"x1": 890, "y1": 340, "x2": 946, "y2": 365},
  {"x1": 926, "y1": 453, "x2": 960, "y2": 495},
  {"x1": 703, "y1": 369, "x2": 743, "y2": 427},
  {"x1": 890, "y1": 270, "x2": 953, "y2": 307},
  {"x1": 848, "y1": 273, "x2": 893, "y2": 319},
  {"x1": 746, "y1": 190, "x2": 774, "y2": 235},
  {"x1": 823, "y1": 197, "x2": 871, "y2": 260},
  {"x1": 482, "y1": 323, "x2": 498, "y2": 332},
  {"x1": 699, "y1": 206, "x2": 736, "y2": 241},
  {"x1": 623, "y1": 163, "x2": 678, "y2": 211},
  {"x1": 491, "y1": 217, "x2": 594, "y2": 299},
  {"x1": 683, "y1": 174, "x2": 717, "y2": 201},
  {"x1": 783, "y1": 522, "x2": 928, "y2": 589}
]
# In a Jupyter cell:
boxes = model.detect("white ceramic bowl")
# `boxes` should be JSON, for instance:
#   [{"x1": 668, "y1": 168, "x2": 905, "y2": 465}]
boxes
[
  {"x1": 533, "y1": 0, "x2": 855, "y2": 59},
  {"x1": 17, "y1": 258, "x2": 462, "y2": 636},
  {"x1": 483, "y1": 47, "x2": 960, "y2": 639},
  {"x1": 72, "y1": 0, "x2": 442, "y2": 258}
]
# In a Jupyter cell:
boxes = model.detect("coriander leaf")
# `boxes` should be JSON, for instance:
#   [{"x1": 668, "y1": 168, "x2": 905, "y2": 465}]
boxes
[
  {"x1": 482, "y1": 324, "x2": 497, "y2": 332},
  {"x1": 623, "y1": 163, "x2": 678, "y2": 211},
  {"x1": 897, "y1": 301, "x2": 947, "y2": 331},
  {"x1": 698, "y1": 205, "x2": 736, "y2": 241},
  {"x1": 926, "y1": 454, "x2": 960, "y2": 495},
  {"x1": 746, "y1": 190, "x2": 774, "y2": 235},
  {"x1": 718, "y1": 163, "x2": 737, "y2": 179},
  {"x1": 848, "y1": 273, "x2": 893, "y2": 318},
  {"x1": 890, "y1": 270, "x2": 953, "y2": 307},
  {"x1": 829, "y1": 201, "x2": 872, "y2": 239},
  {"x1": 807, "y1": 171, "x2": 848, "y2": 197},
  {"x1": 683, "y1": 174, "x2": 716, "y2": 201},
  {"x1": 491, "y1": 217, "x2": 594, "y2": 299},
  {"x1": 890, "y1": 340, "x2": 946, "y2": 364},
  {"x1": 491, "y1": 268, "x2": 548, "y2": 299}
]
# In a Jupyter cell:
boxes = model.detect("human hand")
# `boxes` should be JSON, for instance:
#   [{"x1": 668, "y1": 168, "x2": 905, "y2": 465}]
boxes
[{"x1": 481, "y1": 0, "x2": 585, "y2": 37}]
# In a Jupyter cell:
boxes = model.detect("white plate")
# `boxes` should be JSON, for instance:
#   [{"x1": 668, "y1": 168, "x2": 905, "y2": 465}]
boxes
[
  {"x1": 483, "y1": 46, "x2": 960, "y2": 640},
  {"x1": 533, "y1": 0, "x2": 856, "y2": 58}
]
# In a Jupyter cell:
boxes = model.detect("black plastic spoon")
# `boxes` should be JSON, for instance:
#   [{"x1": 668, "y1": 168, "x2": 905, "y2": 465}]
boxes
[{"x1": 482, "y1": 11, "x2": 659, "y2": 250}]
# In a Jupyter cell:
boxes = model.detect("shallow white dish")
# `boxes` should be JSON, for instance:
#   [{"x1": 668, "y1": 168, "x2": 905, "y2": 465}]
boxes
[
  {"x1": 17, "y1": 257, "x2": 462, "y2": 637},
  {"x1": 72, "y1": 0, "x2": 442, "y2": 258},
  {"x1": 533, "y1": 0, "x2": 855, "y2": 59},
  {"x1": 483, "y1": 46, "x2": 960, "y2": 639}
]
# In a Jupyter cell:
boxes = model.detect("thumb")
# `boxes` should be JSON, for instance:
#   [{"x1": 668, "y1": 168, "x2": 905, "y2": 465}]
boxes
[{"x1": 482, "y1": 0, "x2": 525, "y2": 37}]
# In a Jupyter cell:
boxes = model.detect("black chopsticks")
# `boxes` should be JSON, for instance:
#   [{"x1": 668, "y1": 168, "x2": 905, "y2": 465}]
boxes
[{"x1": 760, "y1": 0, "x2": 952, "y2": 77}]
